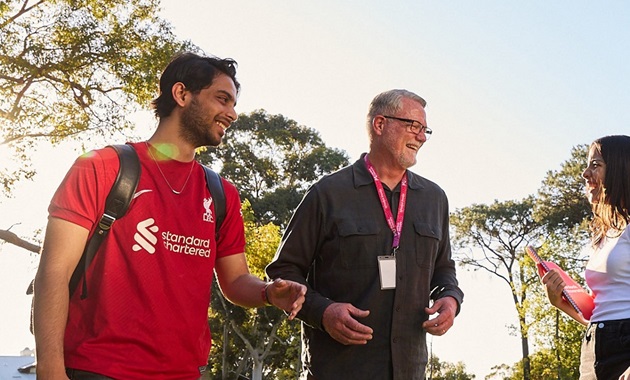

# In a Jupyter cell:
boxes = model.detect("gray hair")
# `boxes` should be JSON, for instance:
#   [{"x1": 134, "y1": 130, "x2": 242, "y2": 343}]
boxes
[{"x1": 366, "y1": 89, "x2": 427, "y2": 138}]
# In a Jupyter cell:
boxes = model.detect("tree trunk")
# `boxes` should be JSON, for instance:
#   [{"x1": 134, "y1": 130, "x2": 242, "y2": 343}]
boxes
[
  {"x1": 520, "y1": 313, "x2": 531, "y2": 380},
  {"x1": 222, "y1": 322, "x2": 228, "y2": 380},
  {"x1": 251, "y1": 358, "x2": 263, "y2": 380},
  {"x1": 555, "y1": 310, "x2": 561, "y2": 380},
  {"x1": 521, "y1": 335, "x2": 531, "y2": 380}
]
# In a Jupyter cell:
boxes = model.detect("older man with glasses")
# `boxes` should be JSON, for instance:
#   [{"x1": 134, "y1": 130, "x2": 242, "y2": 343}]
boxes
[{"x1": 266, "y1": 89, "x2": 463, "y2": 380}]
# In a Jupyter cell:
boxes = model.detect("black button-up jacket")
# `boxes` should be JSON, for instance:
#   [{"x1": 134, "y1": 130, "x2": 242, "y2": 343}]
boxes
[{"x1": 267, "y1": 154, "x2": 464, "y2": 380}]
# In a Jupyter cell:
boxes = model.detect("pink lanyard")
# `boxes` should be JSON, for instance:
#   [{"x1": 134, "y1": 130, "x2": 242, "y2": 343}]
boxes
[{"x1": 363, "y1": 155, "x2": 408, "y2": 253}]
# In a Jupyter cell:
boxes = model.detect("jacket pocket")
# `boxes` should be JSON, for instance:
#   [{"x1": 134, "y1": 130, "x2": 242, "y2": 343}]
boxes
[
  {"x1": 413, "y1": 221, "x2": 440, "y2": 268},
  {"x1": 337, "y1": 219, "x2": 381, "y2": 269}
]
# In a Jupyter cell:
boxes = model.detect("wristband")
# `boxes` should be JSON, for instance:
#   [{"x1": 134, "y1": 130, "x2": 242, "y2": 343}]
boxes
[{"x1": 261, "y1": 282, "x2": 272, "y2": 306}]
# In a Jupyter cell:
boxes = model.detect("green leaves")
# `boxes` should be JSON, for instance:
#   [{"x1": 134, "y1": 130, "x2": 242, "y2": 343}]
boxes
[
  {"x1": 0, "y1": 0, "x2": 192, "y2": 195},
  {"x1": 450, "y1": 145, "x2": 592, "y2": 378},
  {"x1": 427, "y1": 355, "x2": 476, "y2": 380},
  {"x1": 202, "y1": 114, "x2": 348, "y2": 378},
  {"x1": 199, "y1": 109, "x2": 349, "y2": 227},
  {"x1": 534, "y1": 144, "x2": 591, "y2": 237}
]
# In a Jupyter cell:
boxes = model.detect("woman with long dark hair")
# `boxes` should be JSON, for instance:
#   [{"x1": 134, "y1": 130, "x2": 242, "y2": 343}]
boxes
[{"x1": 543, "y1": 135, "x2": 630, "y2": 379}]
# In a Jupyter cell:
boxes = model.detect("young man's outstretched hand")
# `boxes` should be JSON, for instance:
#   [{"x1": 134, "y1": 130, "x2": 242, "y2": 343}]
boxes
[{"x1": 266, "y1": 278, "x2": 307, "y2": 320}]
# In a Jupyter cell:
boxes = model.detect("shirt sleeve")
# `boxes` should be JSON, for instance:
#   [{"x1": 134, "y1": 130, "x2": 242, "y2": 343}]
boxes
[
  {"x1": 48, "y1": 148, "x2": 120, "y2": 233},
  {"x1": 266, "y1": 185, "x2": 333, "y2": 330},
  {"x1": 429, "y1": 195, "x2": 464, "y2": 314}
]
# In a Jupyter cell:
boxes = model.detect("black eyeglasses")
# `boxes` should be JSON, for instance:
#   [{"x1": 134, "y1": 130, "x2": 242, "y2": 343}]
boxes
[{"x1": 383, "y1": 115, "x2": 432, "y2": 140}]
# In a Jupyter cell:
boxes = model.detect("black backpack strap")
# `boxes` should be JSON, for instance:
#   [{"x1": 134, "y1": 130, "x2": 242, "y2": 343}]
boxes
[
  {"x1": 202, "y1": 166, "x2": 226, "y2": 238},
  {"x1": 69, "y1": 144, "x2": 140, "y2": 299}
]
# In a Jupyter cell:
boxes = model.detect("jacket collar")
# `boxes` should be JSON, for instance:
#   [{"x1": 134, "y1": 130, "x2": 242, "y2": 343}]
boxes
[{"x1": 352, "y1": 153, "x2": 425, "y2": 190}]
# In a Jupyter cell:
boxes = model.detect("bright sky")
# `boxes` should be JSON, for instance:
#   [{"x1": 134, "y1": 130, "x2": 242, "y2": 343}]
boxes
[{"x1": 1, "y1": 1, "x2": 629, "y2": 377}]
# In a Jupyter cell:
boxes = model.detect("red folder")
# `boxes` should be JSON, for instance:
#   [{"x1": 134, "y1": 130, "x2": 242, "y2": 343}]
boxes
[{"x1": 526, "y1": 246, "x2": 594, "y2": 320}]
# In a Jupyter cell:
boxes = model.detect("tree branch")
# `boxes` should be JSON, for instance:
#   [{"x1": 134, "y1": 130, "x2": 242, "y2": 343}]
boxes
[
  {"x1": 0, "y1": 0, "x2": 47, "y2": 29},
  {"x1": 0, "y1": 229, "x2": 41, "y2": 253}
]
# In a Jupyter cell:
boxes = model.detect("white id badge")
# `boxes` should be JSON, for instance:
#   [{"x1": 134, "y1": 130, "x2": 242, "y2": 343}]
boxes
[{"x1": 378, "y1": 255, "x2": 396, "y2": 289}]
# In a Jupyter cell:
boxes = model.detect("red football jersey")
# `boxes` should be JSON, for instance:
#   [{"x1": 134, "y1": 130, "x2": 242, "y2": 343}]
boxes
[{"x1": 49, "y1": 142, "x2": 245, "y2": 379}]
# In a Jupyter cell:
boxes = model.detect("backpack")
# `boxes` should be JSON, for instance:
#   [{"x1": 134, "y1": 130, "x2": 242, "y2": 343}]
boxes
[{"x1": 29, "y1": 144, "x2": 226, "y2": 301}]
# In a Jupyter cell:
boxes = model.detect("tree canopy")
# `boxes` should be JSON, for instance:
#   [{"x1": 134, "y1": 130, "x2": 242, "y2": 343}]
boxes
[
  {"x1": 0, "y1": 0, "x2": 193, "y2": 195},
  {"x1": 203, "y1": 111, "x2": 348, "y2": 378},
  {"x1": 534, "y1": 144, "x2": 590, "y2": 238},
  {"x1": 208, "y1": 201, "x2": 302, "y2": 380},
  {"x1": 198, "y1": 109, "x2": 349, "y2": 227},
  {"x1": 451, "y1": 144, "x2": 592, "y2": 379},
  {"x1": 451, "y1": 197, "x2": 542, "y2": 380},
  {"x1": 427, "y1": 355, "x2": 476, "y2": 380}
]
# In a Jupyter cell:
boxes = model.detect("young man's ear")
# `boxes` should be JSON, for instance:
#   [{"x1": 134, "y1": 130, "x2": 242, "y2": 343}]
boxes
[{"x1": 171, "y1": 82, "x2": 188, "y2": 107}]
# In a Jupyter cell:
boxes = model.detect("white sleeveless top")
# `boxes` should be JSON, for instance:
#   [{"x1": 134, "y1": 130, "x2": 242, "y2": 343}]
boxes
[{"x1": 585, "y1": 225, "x2": 630, "y2": 322}]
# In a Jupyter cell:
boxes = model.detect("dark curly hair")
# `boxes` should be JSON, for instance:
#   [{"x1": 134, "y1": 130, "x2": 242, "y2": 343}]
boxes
[{"x1": 151, "y1": 52, "x2": 240, "y2": 118}]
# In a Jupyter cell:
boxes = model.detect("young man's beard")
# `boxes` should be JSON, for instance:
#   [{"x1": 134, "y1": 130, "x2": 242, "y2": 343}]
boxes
[{"x1": 180, "y1": 97, "x2": 222, "y2": 147}]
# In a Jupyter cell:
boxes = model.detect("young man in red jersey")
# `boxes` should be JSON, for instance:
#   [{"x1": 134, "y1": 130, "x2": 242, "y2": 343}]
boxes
[{"x1": 34, "y1": 52, "x2": 306, "y2": 380}]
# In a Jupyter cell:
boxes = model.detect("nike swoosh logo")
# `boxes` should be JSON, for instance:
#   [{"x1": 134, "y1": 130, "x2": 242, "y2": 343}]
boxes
[{"x1": 133, "y1": 189, "x2": 153, "y2": 199}]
